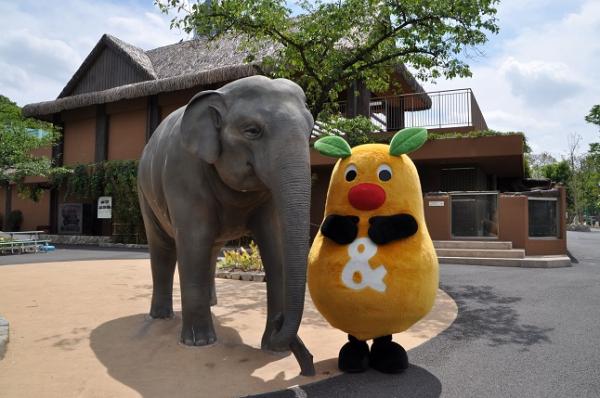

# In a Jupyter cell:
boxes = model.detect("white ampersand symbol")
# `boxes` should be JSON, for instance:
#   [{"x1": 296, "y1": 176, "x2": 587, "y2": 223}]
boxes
[{"x1": 341, "y1": 238, "x2": 387, "y2": 292}]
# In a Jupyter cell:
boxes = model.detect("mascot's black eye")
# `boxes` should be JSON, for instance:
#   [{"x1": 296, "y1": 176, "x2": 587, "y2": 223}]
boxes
[
  {"x1": 345, "y1": 165, "x2": 357, "y2": 182},
  {"x1": 377, "y1": 164, "x2": 392, "y2": 181}
]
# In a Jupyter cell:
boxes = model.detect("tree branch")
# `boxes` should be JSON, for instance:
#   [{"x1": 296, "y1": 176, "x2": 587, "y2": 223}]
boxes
[
  {"x1": 339, "y1": 14, "x2": 442, "y2": 72},
  {"x1": 338, "y1": 47, "x2": 441, "y2": 81}
]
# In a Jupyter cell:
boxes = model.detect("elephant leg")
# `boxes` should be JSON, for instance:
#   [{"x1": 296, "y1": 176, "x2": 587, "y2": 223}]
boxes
[
  {"x1": 176, "y1": 232, "x2": 217, "y2": 346},
  {"x1": 209, "y1": 244, "x2": 223, "y2": 306},
  {"x1": 140, "y1": 198, "x2": 177, "y2": 319},
  {"x1": 250, "y1": 203, "x2": 285, "y2": 350}
]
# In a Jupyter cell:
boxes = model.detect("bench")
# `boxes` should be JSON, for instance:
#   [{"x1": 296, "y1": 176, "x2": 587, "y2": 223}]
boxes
[{"x1": 0, "y1": 231, "x2": 53, "y2": 255}]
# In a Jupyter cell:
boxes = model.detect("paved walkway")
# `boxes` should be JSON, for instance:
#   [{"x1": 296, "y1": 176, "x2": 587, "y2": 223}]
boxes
[
  {"x1": 0, "y1": 258, "x2": 455, "y2": 398},
  {"x1": 262, "y1": 231, "x2": 599, "y2": 397},
  {"x1": 1, "y1": 231, "x2": 599, "y2": 397}
]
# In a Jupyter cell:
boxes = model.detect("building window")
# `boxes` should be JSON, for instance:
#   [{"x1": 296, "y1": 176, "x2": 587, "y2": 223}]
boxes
[
  {"x1": 529, "y1": 198, "x2": 559, "y2": 237},
  {"x1": 451, "y1": 192, "x2": 498, "y2": 237}
]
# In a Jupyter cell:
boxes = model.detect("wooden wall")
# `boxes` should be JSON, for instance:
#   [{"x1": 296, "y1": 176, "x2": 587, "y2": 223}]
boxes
[
  {"x1": 107, "y1": 98, "x2": 147, "y2": 160},
  {"x1": 62, "y1": 108, "x2": 96, "y2": 165},
  {"x1": 10, "y1": 187, "x2": 51, "y2": 231},
  {"x1": 70, "y1": 48, "x2": 148, "y2": 96}
]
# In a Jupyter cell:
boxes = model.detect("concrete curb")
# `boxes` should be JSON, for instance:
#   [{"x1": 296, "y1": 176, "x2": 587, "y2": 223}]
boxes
[
  {"x1": 0, "y1": 314, "x2": 8, "y2": 360},
  {"x1": 215, "y1": 270, "x2": 265, "y2": 282}
]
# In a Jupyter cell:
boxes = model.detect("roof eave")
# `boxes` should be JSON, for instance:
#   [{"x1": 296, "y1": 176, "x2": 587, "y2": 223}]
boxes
[{"x1": 22, "y1": 63, "x2": 259, "y2": 118}]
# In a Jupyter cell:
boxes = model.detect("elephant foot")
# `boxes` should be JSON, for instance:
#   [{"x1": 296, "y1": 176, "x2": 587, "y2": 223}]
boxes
[
  {"x1": 180, "y1": 320, "x2": 217, "y2": 346},
  {"x1": 149, "y1": 301, "x2": 174, "y2": 319},
  {"x1": 260, "y1": 313, "x2": 290, "y2": 352},
  {"x1": 261, "y1": 328, "x2": 283, "y2": 352},
  {"x1": 369, "y1": 335, "x2": 408, "y2": 374}
]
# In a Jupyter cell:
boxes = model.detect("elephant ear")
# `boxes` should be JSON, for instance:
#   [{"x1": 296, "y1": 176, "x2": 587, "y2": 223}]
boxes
[
  {"x1": 389, "y1": 127, "x2": 428, "y2": 156},
  {"x1": 181, "y1": 91, "x2": 227, "y2": 164},
  {"x1": 314, "y1": 135, "x2": 352, "y2": 158}
]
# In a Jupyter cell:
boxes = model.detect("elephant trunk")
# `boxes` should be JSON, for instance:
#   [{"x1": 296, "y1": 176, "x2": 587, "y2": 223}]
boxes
[{"x1": 267, "y1": 148, "x2": 311, "y2": 351}]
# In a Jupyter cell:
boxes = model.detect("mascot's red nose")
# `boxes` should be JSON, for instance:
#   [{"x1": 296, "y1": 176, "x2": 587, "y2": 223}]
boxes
[{"x1": 348, "y1": 183, "x2": 386, "y2": 210}]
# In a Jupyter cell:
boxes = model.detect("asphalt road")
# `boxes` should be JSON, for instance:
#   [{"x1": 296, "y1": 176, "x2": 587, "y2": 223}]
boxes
[
  {"x1": 1, "y1": 232, "x2": 599, "y2": 397},
  {"x1": 254, "y1": 231, "x2": 600, "y2": 398},
  {"x1": 0, "y1": 244, "x2": 149, "y2": 266}
]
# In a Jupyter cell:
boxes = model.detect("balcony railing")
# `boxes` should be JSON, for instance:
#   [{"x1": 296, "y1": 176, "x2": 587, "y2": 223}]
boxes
[{"x1": 336, "y1": 88, "x2": 488, "y2": 132}]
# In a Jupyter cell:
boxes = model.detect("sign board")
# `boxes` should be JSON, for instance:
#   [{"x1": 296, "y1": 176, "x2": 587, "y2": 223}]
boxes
[
  {"x1": 97, "y1": 196, "x2": 112, "y2": 219},
  {"x1": 428, "y1": 200, "x2": 445, "y2": 207},
  {"x1": 58, "y1": 203, "x2": 83, "y2": 234}
]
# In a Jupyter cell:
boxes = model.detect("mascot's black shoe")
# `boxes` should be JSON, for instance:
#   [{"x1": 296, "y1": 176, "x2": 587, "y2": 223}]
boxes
[
  {"x1": 338, "y1": 335, "x2": 370, "y2": 373},
  {"x1": 369, "y1": 335, "x2": 409, "y2": 374}
]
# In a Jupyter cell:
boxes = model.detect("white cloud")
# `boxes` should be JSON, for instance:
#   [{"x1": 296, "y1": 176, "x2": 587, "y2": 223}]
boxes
[
  {"x1": 0, "y1": 30, "x2": 82, "y2": 82},
  {"x1": 500, "y1": 58, "x2": 583, "y2": 107},
  {"x1": 0, "y1": 0, "x2": 189, "y2": 106},
  {"x1": 424, "y1": 0, "x2": 600, "y2": 156},
  {"x1": 0, "y1": 61, "x2": 30, "y2": 91}
]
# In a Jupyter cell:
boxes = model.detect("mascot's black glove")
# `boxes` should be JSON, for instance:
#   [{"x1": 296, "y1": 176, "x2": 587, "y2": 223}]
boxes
[
  {"x1": 321, "y1": 215, "x2": 359, "y2": 244},
  {"x1": 368, "y1": 214, "x2": 418, "y2": 245}
]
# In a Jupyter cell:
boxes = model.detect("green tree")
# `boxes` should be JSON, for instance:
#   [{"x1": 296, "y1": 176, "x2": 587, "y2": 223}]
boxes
[
  {"x1": 157, "y1": 0, "x2": 499, "y2": 118},
  {"x1": 541, "y1": 160, "x2": 572, "y2": 185},
  {"x1": 585, "y1": 104, "x2": 600, "y2": 129},
  {"x1": 579, "y1": 143, "x2": 600, "y2": 220},
  {"x1": 528, "y1": 152, "x2": 557, "y2": 179},
  {"x1": 0, "y1": 95, "x2": 63, "y2": 196}
]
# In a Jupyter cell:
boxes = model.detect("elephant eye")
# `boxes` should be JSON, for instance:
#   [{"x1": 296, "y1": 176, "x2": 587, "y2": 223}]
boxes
[
  {"x1": 345, "y1": 164, "x2": 357, "y2": 182},
  {"x1": 243, "y1": 126, "x2": 262, "y2": 139},
  {"x1": 377, "y1": 164, "x2": 392, "y2": 181}
]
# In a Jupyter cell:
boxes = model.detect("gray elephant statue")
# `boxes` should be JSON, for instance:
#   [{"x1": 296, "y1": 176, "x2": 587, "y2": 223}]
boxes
[{"x1": 137, "y1": 76, "x2": 315, "y2": 374}]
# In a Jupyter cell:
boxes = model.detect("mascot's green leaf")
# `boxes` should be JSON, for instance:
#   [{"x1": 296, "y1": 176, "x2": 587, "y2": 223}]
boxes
[
  {"x1": 389, "y1": 127, "x2": 428, "y2": 156},
  {"x1": 314, "y1": 136, "x2": 352, "y2": 158}
]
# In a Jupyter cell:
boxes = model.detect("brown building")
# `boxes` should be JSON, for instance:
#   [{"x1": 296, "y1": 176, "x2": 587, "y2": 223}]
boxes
[{"x1": 6, "y1": 34, "x2": 566, "y2": 258}]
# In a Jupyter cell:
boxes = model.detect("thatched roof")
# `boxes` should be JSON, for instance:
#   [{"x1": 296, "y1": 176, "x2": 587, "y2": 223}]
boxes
[
  {"x1": 146, "y1": 36, "x2": 275, "y2": 79},
  {"x1": 58, "y1": 34, "x2": 157, "y2": 98},
  {"x1": 23, "y1": 64, "x2": 260, "y2": 118},
  {"x1": 23, "y1": 34, "x2": 427, "y2": 118}
]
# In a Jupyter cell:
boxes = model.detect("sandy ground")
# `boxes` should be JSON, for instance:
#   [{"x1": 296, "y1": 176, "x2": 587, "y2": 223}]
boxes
[{"x1": 0, "y1": 259, "x2": 456, "y2": 398}]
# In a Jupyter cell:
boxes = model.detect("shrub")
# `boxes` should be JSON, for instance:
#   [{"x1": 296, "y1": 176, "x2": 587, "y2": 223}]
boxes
[
  {"x1": 217, "y1": 240, "x2": 263, "y2": 272},
  {"x1": 317, "y1": 115, "x2": 380, "y2": 147}
]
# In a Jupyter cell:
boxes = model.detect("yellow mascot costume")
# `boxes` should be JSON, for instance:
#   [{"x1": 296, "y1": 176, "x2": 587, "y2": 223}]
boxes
[{"x1": 308, "y1": 127, "x2": 439, "y2": 373}]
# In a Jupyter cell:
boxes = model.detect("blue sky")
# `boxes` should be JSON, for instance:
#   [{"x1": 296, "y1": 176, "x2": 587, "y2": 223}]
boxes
[{"x1": 1, "y1": 0, "x2": 598, "y2": 157}]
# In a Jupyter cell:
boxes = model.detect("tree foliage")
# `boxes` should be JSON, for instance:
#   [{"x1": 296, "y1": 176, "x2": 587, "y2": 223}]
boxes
[
  {"x1": 536, "y1": 141, "x2": 600, "y2": 223},
  {"x1": 541, "y1": 160, "x2": 571, "y2": 185},
  {"x1": 528, "y1": 152, "x2": 557, "y2": 179},
  {"x1": 317, "y1": 115, "x2": 380, "y2": 146},
  {"x1": 51, "y1": 160, "x2": 146, "y2": 243},
  {"x1": 585, "y1": 104, "x2": 600, "y2": 128},
  {"x1": 578, "y1": 143, "x2": 600, "y2": 219},
  {"x1": 157, "y1": 0, "x2": 499, "y2": 118},
  {"x1": 0, "y1": 95, "x2": 63, "y2": 189}
]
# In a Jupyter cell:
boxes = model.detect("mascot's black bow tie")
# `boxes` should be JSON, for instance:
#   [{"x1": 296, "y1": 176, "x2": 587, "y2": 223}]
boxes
[{"x1": 321, "y1": 214, "x2": 418, "y2": 245}]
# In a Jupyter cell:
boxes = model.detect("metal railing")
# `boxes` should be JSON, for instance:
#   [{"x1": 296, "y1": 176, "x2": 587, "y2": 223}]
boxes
[{"x1": 336, "y1": 88, "x2": 488, "y2": 132}]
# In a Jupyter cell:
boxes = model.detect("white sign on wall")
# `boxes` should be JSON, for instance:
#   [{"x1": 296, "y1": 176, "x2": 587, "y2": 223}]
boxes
[
  {"x1": 97, "y1": 196, "x2": 112, "y2": 219},
  {"x1": 428, "y1": 200, "x2": 445, "y2": 207}
]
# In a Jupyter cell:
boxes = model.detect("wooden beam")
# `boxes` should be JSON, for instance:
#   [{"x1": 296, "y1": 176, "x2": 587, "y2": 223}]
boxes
[
  {"x1": 146, "y1": 95, "x2": 160, "y2": 142},
  {"x1": 3, "y1": 184, "x2": 11, "y2": 231},
  {"x1": 356, "y1": 80, "x2": 370, "y2": 117},
  {"x1": 95, "y1": 104, "x2": 108, "y2": 162},
  {"x1": 50, "y1": 114, "x2": 64, "y2": 234}
]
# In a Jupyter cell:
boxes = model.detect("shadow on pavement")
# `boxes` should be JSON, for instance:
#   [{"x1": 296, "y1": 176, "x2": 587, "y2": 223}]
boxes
[
  {"x1": 247, "y1": 365, "x2": 442, "y2": 398},
  {"x1": 90, "y1": 313, "x2": 334, "y2": 398},
  {"x1": 441, "y1": 284, "x2": 553, "y2": 349}
]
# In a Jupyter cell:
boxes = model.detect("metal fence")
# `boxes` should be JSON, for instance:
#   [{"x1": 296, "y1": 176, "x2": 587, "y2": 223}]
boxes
[
  {"x1": 450, "y1": 192, "x2": 498, "y2": 238},
  {"x1": 528, "y1": 197, "x2": 559, "y2": 237},
  {"x1": 337, "y1": 88, "x2": 487, "y2": 132}
]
